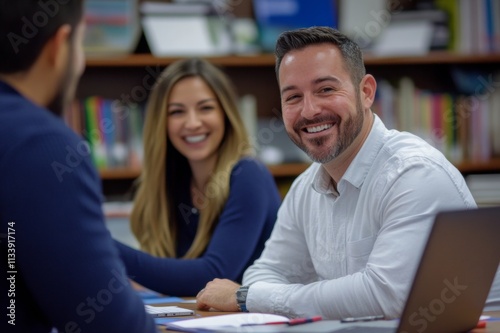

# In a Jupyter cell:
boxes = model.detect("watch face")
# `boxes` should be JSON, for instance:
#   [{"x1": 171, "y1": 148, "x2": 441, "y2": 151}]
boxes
[
  {"x1": 237, "y1": 286, "x2": 248, "y2": 302},
  {"x1": 236, "y1": 286, "x2": 249, "y2": 312}
]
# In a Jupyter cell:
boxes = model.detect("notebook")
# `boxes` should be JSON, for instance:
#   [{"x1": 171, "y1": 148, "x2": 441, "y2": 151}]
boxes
[
  {"x1": 165, "y1": 313, "x2": 292, "y2": 332},
  {"x1": 213, "y1": 206, "x2": 500, "y2": 333},
  {"x1": 144, "y1": 305, "x2": 194, "y2": 318}
]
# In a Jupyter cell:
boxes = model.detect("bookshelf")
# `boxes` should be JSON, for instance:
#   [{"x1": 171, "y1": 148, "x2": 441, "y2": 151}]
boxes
[
  {"x1": 76, "y1": 51, "x2": 500, "y2": 199},
  {"x1": 85, "y1": 51, "x2": 500, "y2": 67},
  {"x1": 85, "y1": 54, "x2": 277, "y2": 67},
  {"x1": 99, "y1": 162, "x2": 312, "y2": 179},
  {"x1": 96, "y1": 159, "x2": 500, "y2": 180},
  {"x1": 72, "y1": 0, "x2": 500, "y2": 204}
]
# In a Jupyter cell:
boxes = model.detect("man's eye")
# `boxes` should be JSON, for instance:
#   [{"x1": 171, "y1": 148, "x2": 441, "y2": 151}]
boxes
[{"x1": 319, "y1": 87, "x2": 334, "y2": 93}]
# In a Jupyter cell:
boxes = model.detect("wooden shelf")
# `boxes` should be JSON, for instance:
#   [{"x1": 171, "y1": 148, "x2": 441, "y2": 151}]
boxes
[
  {"x1": 99, "y1": 167, "x2": 141, "y2": 179},
  {"x1": 456, "y1": 159, "x2": 500, "y2": 174},
  {"x1": 98, "y1": 163, "x2": 311, "y2": 180},
  {"x1": 267, "y1": 163, "x2": 311, "y2": 177},
  {"x1": 85, "y1": 52, "x2": 500, "y2": 68},
  {"x1": 85, "y1": 54, "x2": 276, "y2": 67},
  {"x1": 364, "y1": 51, "x2": 500, "y2": 65},
  {"x1": 98, "y1": 160, "x2": 500, "y2": 180}
]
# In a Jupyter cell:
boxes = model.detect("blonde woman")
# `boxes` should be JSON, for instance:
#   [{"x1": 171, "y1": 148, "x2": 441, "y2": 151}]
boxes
[{"x1": 114, "y1": 58, "x2": 281, "y2": 296}]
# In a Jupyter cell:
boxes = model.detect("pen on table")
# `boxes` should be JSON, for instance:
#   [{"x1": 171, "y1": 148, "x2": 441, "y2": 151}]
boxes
[
  {"x1": 288, "y1": 316, "x2": 323, "y2": 326},
  {"x1": 241, "y1": 321, "x2": 288, "y2": 327},
  {"x1": 241, "y1": 316, "x2": 323, "y2": 327},
  {"x1": 341, "y1": 315, "x2": 385, "y2": 323}
]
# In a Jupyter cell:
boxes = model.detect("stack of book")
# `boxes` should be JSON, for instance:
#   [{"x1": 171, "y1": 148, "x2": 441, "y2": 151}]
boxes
[
  {"x1": 79, "y1": 96, "x2": 145, "y2": 170},
  {"x1": 372, "y1": 74, "x2": 500, "y2": 164},
  {"x1": 466, "y1": 174, "x2": 500, "y2": 207},
  {"x1": 436, "y1": 0, "x2": 500, "y2": 53}
]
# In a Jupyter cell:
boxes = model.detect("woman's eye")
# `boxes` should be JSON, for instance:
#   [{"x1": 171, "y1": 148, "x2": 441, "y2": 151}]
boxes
[
  {"x1": 168, "y1": 109, "x2": 183, "y2": 115},
  {"x1": 200, "y1": 105, "x2": 215, "y2": 111}
]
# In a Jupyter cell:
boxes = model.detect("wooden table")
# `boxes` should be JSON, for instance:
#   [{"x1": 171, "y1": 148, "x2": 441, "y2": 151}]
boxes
[
  {"x1": 156, "y1": 303, "x2": 500, "y2": 333},
  {"x1": 473, "y1": 311, "x2": 500, "y2": 333}
]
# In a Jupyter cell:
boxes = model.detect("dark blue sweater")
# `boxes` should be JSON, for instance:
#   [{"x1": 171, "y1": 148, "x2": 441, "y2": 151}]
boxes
[
  {"x1": 0, "y1": 81, "x2": 157, "y2": 333},
  {"x1": 116, "y1": 159, "x2": 282, "y2": 296}
]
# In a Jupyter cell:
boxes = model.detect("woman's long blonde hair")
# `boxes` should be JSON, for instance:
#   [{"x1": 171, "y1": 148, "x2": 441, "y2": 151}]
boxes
[{"x1": 131, "y1": 58, "x2": 252, "y2": 258}]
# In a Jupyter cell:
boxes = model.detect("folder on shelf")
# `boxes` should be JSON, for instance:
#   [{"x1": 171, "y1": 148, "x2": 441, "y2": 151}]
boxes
[
  {"x1": 253, "y1": 0, "x2": 337, "y2": 52},
  {"x1": 372, "y1": 20, "x2": 433, "y2": 56},
  {"x1": 83, "y1": 0, "x2": 141, "y2": 56},
  {"x1": 141, "y1": 1, "x2": 231, "y2": 56}
]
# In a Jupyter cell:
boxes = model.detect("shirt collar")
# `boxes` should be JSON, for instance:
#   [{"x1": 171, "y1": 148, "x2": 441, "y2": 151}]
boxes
[
  {"x1": 311, "y1": 114, "x2": 388, "y2": 194},
  {"x1": 312, "y1": 163, "x2": 337, "y2": 195}
]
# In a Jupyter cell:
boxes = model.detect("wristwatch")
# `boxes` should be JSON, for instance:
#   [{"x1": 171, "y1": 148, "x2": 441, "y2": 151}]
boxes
[{"x1": 236, "y1": 285, "x2": 249, "y2": 312}]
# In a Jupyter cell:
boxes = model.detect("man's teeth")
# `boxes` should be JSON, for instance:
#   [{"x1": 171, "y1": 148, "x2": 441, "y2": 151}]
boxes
[
  {"x1": 186, "y1": 135, "x2": 207, "y2": 143},
  {"x1": 306, "y1": 124, "x2": 333, "y2": 133}
]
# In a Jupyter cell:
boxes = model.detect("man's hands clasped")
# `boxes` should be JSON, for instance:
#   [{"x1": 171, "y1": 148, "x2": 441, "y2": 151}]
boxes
[{"x1": 196, "y1": 278, "x2": 241, "y2": 312}]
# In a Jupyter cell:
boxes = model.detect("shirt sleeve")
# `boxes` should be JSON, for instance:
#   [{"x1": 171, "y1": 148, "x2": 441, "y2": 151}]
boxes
[
  {"x1": 243, "y1": 161, "x2": 476, "y2": 319},
  {"x1": 115, "y1": 159, "x2": 281, "y2": 296},
  {"x1": 1, "y1": 133, "x2": 157, "y2": 333}
]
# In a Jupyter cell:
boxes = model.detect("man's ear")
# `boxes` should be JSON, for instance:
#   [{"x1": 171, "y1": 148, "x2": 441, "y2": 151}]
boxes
[
  {"x1": 359, "y1": 74, "x2": 377, "y2": 110},
  {"x1": 45, "y1": 24, "x2": 72, "y2": 71}
]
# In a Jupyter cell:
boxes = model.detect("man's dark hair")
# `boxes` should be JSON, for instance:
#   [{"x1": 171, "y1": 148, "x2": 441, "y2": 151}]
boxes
[
  {"x1": 0, "y1": 0, "x2": 84, "y2": 74},
  {"x1": 275, "y1": 26, "x2": 366, "y2": 87}
]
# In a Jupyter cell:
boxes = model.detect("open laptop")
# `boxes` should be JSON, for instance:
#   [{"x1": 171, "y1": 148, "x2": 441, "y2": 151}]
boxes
[{"x1": 214, "y1": 207, "x2": 500, "y2": 333}]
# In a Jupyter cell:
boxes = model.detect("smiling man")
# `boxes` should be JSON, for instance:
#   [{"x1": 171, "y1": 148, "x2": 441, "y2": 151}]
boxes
[{"x1": 196, "y1": 27, "x2": 500, "y2": 319}]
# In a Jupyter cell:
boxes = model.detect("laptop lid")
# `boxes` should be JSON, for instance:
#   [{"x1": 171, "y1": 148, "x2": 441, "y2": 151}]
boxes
[{"x1": 397, "y1": 206, "x2": 500, "y2": 333}]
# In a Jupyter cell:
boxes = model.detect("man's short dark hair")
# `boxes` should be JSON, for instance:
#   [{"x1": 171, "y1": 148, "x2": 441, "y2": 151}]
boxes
[
  {"x1": 275, "y1": 26, "x2": 366, "y2": 87},
  {"x1": 0, "y1": 0, "x2": 84, "y2": 74}
]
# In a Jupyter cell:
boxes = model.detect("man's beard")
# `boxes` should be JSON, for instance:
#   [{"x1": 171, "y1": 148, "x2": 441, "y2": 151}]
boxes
[
  {"x1": 46, "y1": 87, "x2": 66, "y2": 117},
  {"x1": 288, "y1": 91, "x2": 365, "y2": 164}
]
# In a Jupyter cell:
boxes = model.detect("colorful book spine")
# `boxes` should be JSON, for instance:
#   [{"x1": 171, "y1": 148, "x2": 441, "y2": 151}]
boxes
[
  {"x1": 374, "y1": 74, "x2": 499, "y2": 163},
  {"x1": 81, "y1": 96, "x2": 145, "y2": 169}
]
